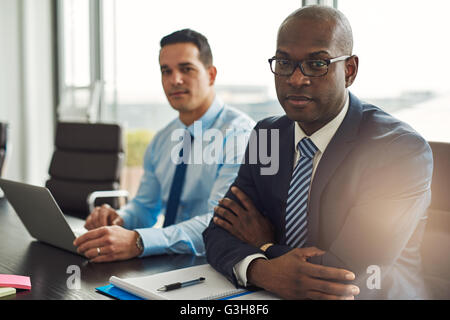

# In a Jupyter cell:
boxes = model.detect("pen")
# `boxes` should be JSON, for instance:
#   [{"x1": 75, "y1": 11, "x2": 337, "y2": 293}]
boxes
[{"x1": 157, "y1": 277, "x2": 206, "y2": 292}]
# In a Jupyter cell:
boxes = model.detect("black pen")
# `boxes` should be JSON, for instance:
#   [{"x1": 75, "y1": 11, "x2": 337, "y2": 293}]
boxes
[{"x1": 157, "y1": 277, "x2": 206, "y2": 292}]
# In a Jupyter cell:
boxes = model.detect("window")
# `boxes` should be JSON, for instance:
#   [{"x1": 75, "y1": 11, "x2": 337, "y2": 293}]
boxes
[
  {"x1": 59, "y1": 0, "x2": 91, "y2": 88},
  {"x1": 338, "y1": 0, "x2": 450, "y2": 142},
  {"x1": 58, "y1": 0, "x2": 92, "y2": 113}
]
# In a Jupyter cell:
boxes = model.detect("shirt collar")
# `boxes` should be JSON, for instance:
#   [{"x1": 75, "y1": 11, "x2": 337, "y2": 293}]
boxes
[
  {"x1": 294, "y1": 91, "x2": 349, "y2": 155},
  {"x1": 175, "y1": 95, "x2": 224, "y2": 139}
]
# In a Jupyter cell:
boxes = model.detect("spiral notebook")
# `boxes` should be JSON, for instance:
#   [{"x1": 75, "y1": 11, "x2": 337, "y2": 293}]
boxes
[{"x1": 109, "y1": 264, "x2": 279, "y2": 300}]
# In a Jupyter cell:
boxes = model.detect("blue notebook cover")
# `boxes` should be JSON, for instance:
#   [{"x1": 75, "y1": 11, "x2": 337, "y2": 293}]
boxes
[
  {"x1": 95, "y1": 283, "x2": 258, "y2": 300},
  {"x1": 96, "y1": 284, "x2": 144, "y2": 300}
]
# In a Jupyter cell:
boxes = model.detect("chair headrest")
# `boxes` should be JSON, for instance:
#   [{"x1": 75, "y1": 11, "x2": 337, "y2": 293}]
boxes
[{"x1": 55, "y1": 122, "x2": 123, "y2": 152}]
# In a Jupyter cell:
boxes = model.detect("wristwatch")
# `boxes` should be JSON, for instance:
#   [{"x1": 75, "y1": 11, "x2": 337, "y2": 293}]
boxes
[
  {"x1": 135, "y1": 231, "x2": 144, "y2": 255},
  {"x1": 260, "y1": 242, "x2": 274, "y2": 252}
]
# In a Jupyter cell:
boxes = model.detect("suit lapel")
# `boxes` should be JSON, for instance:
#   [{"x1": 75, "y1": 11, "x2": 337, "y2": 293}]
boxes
[{"x1": 306, "y1": 93, "x2": 363, "y2": 247}]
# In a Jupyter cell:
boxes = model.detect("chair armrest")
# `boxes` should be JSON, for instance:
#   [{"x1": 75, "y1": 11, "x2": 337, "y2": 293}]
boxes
[{"x1": 87, "y1": 190, "x2": 130, "y2": 213}]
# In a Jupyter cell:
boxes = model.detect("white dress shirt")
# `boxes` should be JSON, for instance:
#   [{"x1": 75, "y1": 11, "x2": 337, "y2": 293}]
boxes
[{"x1": 233, "y1": 91, "x2": 350, "y2": 286}]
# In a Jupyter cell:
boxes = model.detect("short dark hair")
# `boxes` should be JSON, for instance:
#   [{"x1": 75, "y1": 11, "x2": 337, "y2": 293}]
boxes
[{"x1": 160, "y1": 29, "x2": 213, "y2": 67}]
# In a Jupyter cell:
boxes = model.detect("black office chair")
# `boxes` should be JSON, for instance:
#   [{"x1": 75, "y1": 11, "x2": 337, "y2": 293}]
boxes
[
  {"x1": 421, "y1": 141, "x2": 450, "y2": 299},
  {"x1": 45, "y1": 122, "x2": 129, "y2": 219},
  {"x1": 0, "y1": 122, "x2": 8, "y2": 177}
]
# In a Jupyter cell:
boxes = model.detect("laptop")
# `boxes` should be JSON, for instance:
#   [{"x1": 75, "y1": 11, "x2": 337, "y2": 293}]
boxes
[{"x1": 0, "y1": 178, "x2": 87, "y2": 256}]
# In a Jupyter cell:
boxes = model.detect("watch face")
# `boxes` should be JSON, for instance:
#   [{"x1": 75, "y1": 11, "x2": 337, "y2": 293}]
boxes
[{"x1": 136, "y1": 235, "x2": 143, "y2": 251}]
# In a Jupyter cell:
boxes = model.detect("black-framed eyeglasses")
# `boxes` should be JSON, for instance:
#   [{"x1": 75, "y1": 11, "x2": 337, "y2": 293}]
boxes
[{"x1": 268, "y1": 55, "x2": 350, "y2": 77}]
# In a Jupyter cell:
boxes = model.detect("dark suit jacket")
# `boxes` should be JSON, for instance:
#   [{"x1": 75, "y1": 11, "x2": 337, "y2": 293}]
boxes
[{"x1": 203, "y1": 92, "x2": 433, "y2": 299}]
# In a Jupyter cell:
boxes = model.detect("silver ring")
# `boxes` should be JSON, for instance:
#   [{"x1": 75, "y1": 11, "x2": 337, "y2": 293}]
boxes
[{"x1": 97, "y1": 247, "x2": 101, "y2": 256}]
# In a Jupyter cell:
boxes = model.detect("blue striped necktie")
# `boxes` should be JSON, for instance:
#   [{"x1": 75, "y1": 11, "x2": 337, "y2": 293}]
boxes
[
  {"x1": 285, "y1": 137, "x2": 318, "y2": 248},
  {"x1": 164, "y1": 132, "x2": 193, "y2": 227}
]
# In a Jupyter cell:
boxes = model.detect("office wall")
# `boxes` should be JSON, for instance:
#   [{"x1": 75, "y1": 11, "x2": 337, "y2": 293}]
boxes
[{"x1": 0, "y1": 0, "x2": 55, "y2": 184}]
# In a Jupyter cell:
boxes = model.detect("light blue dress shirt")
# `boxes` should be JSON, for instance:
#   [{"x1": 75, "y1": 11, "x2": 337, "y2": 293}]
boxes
[{"x1": 118, "y1": 97, "x2": 255, "y2": 257}]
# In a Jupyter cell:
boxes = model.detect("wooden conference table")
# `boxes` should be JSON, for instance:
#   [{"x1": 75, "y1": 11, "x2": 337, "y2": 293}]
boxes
[{"x1": 0, "y1": 198, "x2": 207, "y2": 300}]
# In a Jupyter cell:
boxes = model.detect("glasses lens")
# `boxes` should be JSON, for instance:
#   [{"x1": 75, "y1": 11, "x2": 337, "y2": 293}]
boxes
[
  {"x1": 271, "y1": 59, "x2": 295, "y2": 76},
  {"x1": 302, "y1": 60, "x2": 328, "y2": 76}
]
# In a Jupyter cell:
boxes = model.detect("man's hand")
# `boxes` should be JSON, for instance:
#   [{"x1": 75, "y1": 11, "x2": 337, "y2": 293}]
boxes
[
  {"x1": 84, "y1": 204, "x2": 124, "y2": 230},
  {"x1": 247, "y1": 247, "x2": 360, "y2": 300},
  {"x1": 213, "y1": 186, "x2": 275, "y2": 248},
  {"x1": 73, "y1": 226, "x2": 141, "y2": 263}
]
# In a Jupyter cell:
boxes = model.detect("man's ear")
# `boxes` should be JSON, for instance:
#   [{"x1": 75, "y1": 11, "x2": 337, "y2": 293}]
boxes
[
  {"x1": 345, "y1": 55, "x2": 359, "y2": 88},
  {"x1": 208, "y1": 65, "x2": 217, "y2": 86}
]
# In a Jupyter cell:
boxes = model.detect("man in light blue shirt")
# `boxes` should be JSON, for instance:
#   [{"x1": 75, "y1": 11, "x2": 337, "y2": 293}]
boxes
[{"x1": 73, "y1": 29, "x2": 255, "y2": 262}]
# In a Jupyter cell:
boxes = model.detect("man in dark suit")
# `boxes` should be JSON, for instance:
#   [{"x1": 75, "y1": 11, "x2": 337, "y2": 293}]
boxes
[{"x1": 203, "y1": 5, "x2": 433, "y2": 299}]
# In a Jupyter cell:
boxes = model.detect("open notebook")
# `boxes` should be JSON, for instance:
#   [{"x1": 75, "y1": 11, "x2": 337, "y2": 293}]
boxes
[{"x1": 109, "y1": 264, "x2": 279, "y2": 300}]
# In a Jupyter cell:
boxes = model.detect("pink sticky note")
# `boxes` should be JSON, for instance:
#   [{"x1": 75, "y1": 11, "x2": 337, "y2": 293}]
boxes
[{"x1": 0, "y1": 274, "x2": 32, "y2": 290}]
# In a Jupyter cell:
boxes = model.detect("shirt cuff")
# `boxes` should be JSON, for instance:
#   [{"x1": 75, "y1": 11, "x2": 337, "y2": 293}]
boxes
[
  {"x1": 134, "y1": 227, "x2": 167, "y2": 257},
  {"x1": 233, "y1": 254, "x2": 267, "y2": 287}
]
